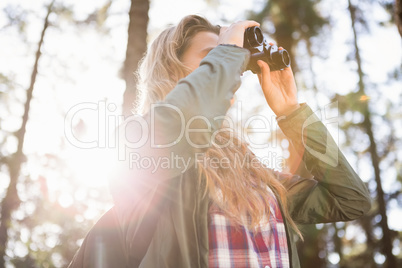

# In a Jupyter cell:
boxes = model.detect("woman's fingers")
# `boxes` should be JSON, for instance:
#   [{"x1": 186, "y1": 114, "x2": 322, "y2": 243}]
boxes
[
  {"x1": 219, "y1": 26, "x2": 228, "y2": 35},
  {"x1": 268, "y1": 42, "x2": 283, "y2": 51},
  {"x1": 218, "y1": 20, "x2": 260, "y2": 47},
  {"x1": 235, "y1": 20, "x2": 260, "y2": 30}
]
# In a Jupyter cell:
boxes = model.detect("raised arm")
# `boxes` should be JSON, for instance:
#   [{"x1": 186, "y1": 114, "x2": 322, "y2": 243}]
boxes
[
  {"x1": 276, "y1": 104, "x2": 372, "y2": 223},
  {"x1": 111, "y1": 45, "x2": 250, "y2": 204},
  {"x1": 256, "y1": 56, "x2": 371, "y2": 223}
]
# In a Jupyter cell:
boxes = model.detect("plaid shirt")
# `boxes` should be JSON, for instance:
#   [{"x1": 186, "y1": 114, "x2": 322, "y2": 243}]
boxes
[{"x1": 208, "y1": 187, "x2": 289, "y2": 268}]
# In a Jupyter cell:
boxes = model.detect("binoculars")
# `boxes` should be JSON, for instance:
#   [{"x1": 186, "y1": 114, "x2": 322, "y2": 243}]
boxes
[{"x1": 243, "y1": 26, "x2": 291, "y2": 73}]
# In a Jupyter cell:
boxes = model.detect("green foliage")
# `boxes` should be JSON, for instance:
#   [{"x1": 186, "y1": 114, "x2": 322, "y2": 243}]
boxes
[
  {"x1": 2, "y1": 5, "x2": 27, "y2": 34},
  {"x1": 248, "y1": 0, "x2": 328, "y2": 70}
]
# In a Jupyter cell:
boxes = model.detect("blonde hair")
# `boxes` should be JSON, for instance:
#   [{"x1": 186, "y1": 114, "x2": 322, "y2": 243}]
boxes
[{"x1": 136, "y1": 15, "x2": 302, "y2": 238}]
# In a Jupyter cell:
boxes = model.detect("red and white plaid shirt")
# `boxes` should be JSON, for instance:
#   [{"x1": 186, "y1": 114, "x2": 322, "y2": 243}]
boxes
[{"x1": 208, "y1": 187, "x2": 289, "y2": 268}]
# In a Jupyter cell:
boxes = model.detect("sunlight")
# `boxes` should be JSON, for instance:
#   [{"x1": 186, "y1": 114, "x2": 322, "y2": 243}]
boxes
[
  {"x1": 67, "y1": 146, "x2": 115, "y2": 188},
  {"x1": 64, "y1": 104, "x2": 120, "y2": 189}
]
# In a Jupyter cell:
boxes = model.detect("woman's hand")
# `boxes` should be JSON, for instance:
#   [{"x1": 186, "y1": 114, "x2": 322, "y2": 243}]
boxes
[
  {"x1": 257, "y1": 47, "x2": 300, "y2": 117},
  {"x1": 218, "y1": 20, "x2": 260, "y2": 47}
]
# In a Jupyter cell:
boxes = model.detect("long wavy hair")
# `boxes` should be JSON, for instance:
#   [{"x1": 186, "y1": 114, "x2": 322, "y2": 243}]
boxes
[{"x1": 135, "y1": 15, "x2": 302, "y2": 238}]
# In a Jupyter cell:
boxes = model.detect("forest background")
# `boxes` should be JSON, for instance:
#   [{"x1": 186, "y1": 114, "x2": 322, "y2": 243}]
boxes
[{"x1": 0, "y1": 0, "x2": 401, "y2": 267}]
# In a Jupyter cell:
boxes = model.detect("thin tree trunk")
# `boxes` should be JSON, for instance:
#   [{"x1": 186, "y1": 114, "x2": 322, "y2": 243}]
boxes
[
  {"x1": 332, "y1": 223, "x2": 344, "y2": 267},
  {"x1": 358, "y1": 214, "x2": 377, "y2": 267},
  {"x1": 347, "y1": 0, "x2": 396, "y2": 267},
  {"x1": 297, "y1": 225, "x2": 327, "y2": 268},
  {"x1": 0, "y1": 1, "x2": 54, "y2": 267},
  {"x1": 396, "y1": 0, "x2": 402, "y2": 36},
  {"x1": 122, "y1": 0, "x2": 149, "y2": 116}
]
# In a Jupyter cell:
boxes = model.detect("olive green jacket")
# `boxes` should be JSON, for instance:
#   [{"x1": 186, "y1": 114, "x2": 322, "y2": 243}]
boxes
[{"x1": 68, "y1": 45, "x2": 371, "y2": 268}]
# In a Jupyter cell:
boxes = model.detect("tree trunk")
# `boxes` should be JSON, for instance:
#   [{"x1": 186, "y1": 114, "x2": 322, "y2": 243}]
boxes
[
  {"x1": 332, "y1": 223, "x2": 344, "y2": 267},
  {"x1": 347, "y1": 1, "x2": 396, "y2": 267},
  {"x1": 297, "y1": 225, "x2": 327, "y2": 268},
  {"x1": 358, "y1": 214, "x2": 377, "y2": 267},
  {"x1": 122, "y1": 0, "x2": 149, "y2": 116},
  {"x1": 0, "y1": 1, "x2": 54, "y2": 267},
  {"x1": 396, "y1": 0, "x2": 402, "y2": 36}
]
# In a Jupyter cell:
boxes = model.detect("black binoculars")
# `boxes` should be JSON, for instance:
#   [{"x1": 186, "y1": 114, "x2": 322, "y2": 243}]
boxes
[{"x1": 243, "y1": 26, "x2": 291, "y2": 73}]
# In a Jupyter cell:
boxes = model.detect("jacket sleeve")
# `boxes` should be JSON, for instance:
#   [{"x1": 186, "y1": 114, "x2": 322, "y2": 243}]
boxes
[
  {"x1": 275, "y1": 103, "x2": 372, "y2": 224},
  {"x1": 110, "y1": 45, "x2": 250, "y2": 206}
]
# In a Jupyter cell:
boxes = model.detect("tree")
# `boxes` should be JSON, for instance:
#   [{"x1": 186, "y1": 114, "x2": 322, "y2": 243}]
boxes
[
  {"x1": 0, "y1": 1, "x2": 118, "y2": 266},
  {"x1": 249, "y1": 0, "x2": 328, "y2": 72},
  {"x1": 395, "y1": 0, "x2": 402, "y2": 36},
  {"x1": 332, "y1": 0, "x2": 398, "y2": 266},
  {"x1": 122, "y1": 0, "x2": 150, "y2": 116},
  {"x1": 0, "y1": 2, "x2": 54, "y2": 267}
]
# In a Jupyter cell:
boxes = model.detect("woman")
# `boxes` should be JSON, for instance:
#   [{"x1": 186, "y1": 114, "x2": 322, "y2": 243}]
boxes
[{"x1": 69, "y1": 15, "x2": 371, "y2": 268}]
